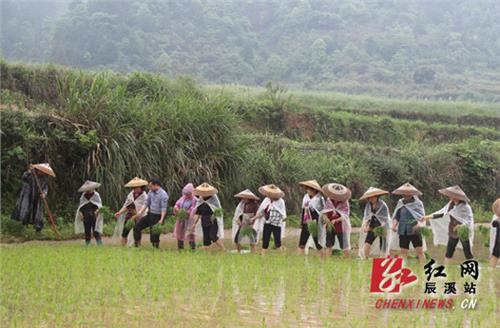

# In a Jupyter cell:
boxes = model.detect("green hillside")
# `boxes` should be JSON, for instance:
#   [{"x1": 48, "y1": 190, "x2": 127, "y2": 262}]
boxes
[{"x1": 1, "y1": 62, "x2": 499, "y2": 221}]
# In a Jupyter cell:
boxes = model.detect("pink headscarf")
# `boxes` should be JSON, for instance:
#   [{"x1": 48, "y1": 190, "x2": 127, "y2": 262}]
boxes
[{"x1": 182, "y1": 183, "x2": 194, "y2": 196}]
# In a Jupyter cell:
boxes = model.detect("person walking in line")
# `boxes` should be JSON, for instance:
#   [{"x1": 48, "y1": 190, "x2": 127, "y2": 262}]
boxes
[{"x1": 134, "y1": 178, "x2": 168, "y2": 248}]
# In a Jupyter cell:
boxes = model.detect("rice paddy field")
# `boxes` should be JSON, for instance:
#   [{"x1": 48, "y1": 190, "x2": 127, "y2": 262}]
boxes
[{"x1": 1, "y1": 233, "x2": 498, "y2": 327}]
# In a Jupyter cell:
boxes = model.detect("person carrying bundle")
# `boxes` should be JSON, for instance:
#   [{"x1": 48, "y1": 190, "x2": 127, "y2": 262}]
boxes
[
  {"x1": 191, "y1": 183, "x2": 225, "y2": 251},
  {"x1": 74, "y1": 180, "x2": 104, "y2": 245},
  {"x1": 134, "y1": 178, "x2": 169, "y2": 248},
  {"x1": 390, "y1": 183, "x2": 426, "y2": 263},
  {"x1": 232, "y1": 189, "x2": 260, "y2": 253},
  {"x1": 173, "y1": 183, "x2": 198, "y2": 250},
  {"x1": 12, "y1": 163, "x2": 55, "y2": 232},
  {"x1": 297, "y1": 180, "x2": 325, "y2": 255},
  {"x1": 113, "y1": 177, "x2": 148, "y2": 246},
  {"x1": 251, "y1": 184, "x2": 287, "y2": 254},
  {"x1": 320, "y1": 183, "x2": 352, "y2": 258},
  {"x1": 423, "y1": 185, "x2": 474, "y2": 264},
  {"x1": 358, "y1": 187, "x2": 392, "y2": 259}
]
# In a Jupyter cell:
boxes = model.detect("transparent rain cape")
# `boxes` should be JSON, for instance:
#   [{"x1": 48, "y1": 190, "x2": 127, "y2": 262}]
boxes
[
  {"x1": 194, "y1": 194, "x2": 224, "y2": 238},
  {"x1": 74, "y1": 192, "x2": 104, "y2": 234},
  {"x1": 317, "y1": 199, "x2": 351, "y2": 250},
  {"x1": 490, "y1": 215, "x2": 499, "y2": 257},
  {"x1": 231, "y1": 200, "x2": 261, "y2": 243},
  {"x1": 112, "y1": 191, "x2": 147, "y2": 245},
  {"x1": 255, "y1": 197, "x2": 287, "y2": 238},
  {"x1": 389, "y1": 196, "x2": 427, "y2": 252},
  {"x1": 358, "y1": 200, "x2": 392, "y2": 258},
  {"x1": 429, "y1": 201, "x2": 474, "y2": 248}
]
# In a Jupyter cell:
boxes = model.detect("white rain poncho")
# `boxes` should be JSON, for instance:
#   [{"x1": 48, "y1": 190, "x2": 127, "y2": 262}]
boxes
[
  {"x1": 254, "y1": 197, "x2": 287, "y2": 238},
  {"x1": 490, "y1": 215, "x2": 499, "y2": 257},
  {"x1": 429, "y1": 201, "x2": 474, "y2": 248},
  {"x1": 194, "y1": 194, "x2": 224, "y2": 239},
  {"x1": 112, "y1": 190, "x2": 147, "y2": 245},
  {"x1": 389, "y1": 196, "x2": 427, "y2": 252},
  {"x1": 302, "y1": 193, "x2": 325, "y2": 250},
  {"x1": 319, "y1": 198, "x2": 351, "y2": 250},
  {"x1": 231, "y1": 200, "x2": 261, "y2": 243},
  {"x1": 74, "y1": 192, "x2": 104, "y2": 234},
  {"x1": 358, "y1": 199, "x2": 392, "y2": 258}
]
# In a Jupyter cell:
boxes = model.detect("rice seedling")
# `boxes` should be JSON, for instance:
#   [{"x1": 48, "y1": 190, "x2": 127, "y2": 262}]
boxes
[
  {"x1": 307, "y1": 221, "x2": 318, "y2": 238},
  {"x1": 326, "y1": 222, "x2": 335, "y2": 233},
  {"x1": 239, "y1": 226, "x2": 254, "y2": 239},
  {"x1": 176, "y1": 208, "x2": 188, "y2": 221},
  {"x1": 213, "y1": 208, "x2": 224, "y2": 218},
  {"x1": 124, "y1": 218, "x2": 135, "y2": 231},
  {"x1": 419, "y1": 226, "x2": 433, "y2": 238},
  {"x1": 457, "y1": 225, "x2": 470, "y2": 241},
  {"x1": 372, "y1": 226, "x2": 385, "y2": 237},
  {"x1": 151, "y1": 223, "x2": 169, "y2": 235}
]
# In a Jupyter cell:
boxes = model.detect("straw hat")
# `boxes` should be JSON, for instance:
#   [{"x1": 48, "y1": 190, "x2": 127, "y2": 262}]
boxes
[
  {"x1": 492, "y1": 198, "x2": 500, "y2": 217},
  {"x1": 78, "y1": 180, "x2": 101, "y2": 192},
  {"x1": 30, "y1": 163, "x2": 56, "y2": 177},
  {"x1": 322, "y1": 183, "x2": 352, "y2": 202},
  {"x1": 258, "y1": 184, "x2": 285, "y2": 199},
  {"x1": 124, "y1": 177, "x2": 148, "y2": 188},
  {"x1": 234, "y1": 189, "x2": 260, "y2": 201},
  {"x1": 438, "y1": 185, "x2": 470, "y2": 202},
  {"x1": 392, "y1": 182, "x2": 422, "y2": 196},
  {"x1": 359, "y1": 187, "x2": 389, "y2": 201},
  {"x1": 299, "y1": 180, "x2": 323, "y2": 193},
  {"x1": 194, "y1": 183, "x2": 218, "y2": 197}
]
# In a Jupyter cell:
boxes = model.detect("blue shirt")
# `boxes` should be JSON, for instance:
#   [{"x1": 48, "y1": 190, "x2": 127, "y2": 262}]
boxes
[
  {"x1": 146, "y1": 188, "x2": 169, "y2": 215},
  {"x1": 396, "y1": 206, "x2": 417, "y2": 236}
]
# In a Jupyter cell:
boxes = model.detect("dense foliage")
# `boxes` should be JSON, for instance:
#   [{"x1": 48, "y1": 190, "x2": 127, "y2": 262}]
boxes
[
  {"x1": 1, "y1": 62, "x2": 498, "y2": 223},
  {"x1": 2, "y1": 0, "x2": 500, "y2": 101}
]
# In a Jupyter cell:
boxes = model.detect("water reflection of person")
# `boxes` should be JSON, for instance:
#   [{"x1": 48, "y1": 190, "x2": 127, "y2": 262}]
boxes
[{"x1": 11, "y1": 163, "x2": 55, "y2": 232}]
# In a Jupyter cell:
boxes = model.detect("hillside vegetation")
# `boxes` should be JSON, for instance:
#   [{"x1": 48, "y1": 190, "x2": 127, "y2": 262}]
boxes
[
  {"x1": 2, "y1": 0, "x2": 500, "y2": 101},
  {"x1": 1, "y1": 62, "x2": 499, "y2": 221}
]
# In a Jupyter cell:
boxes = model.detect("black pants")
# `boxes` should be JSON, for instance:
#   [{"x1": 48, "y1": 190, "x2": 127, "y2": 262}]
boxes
[
  {"x1": 446, "y1": 237, "x2": 473, "y2": 259},
  {"x1": 134, "y1": 213, "x2": 161, "y2": 246},
  {"x1": 177, "y1": 240, "x2": 196, "y2": 250},
  {"x1": 298, "y1": 223, "x2": 322, "y2": 249},
  {"x1": 326, "y1": 230, "x2": 344, "y2": 249},
  {"x1": 202, "y1": 222, "x2": 219, "y2": 246},
  {"x1": 82, "y1": 214, "x2": 101, "y2": 241},
  {"x1": 262, "y1": 223, "x2": 281, "y2": 249}
]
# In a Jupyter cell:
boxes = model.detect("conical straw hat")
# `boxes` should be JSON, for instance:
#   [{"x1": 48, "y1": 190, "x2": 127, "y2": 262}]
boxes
[
  {"x1": 194, "y1": 183, "x2": 218, "y2": 197},
  {"x1": 125, "y1": 177, "x2": 148, "y2": 188},
  {"x1": 492, "y1": 198, "x2": 500, "y2": 217},
  {"x1": 392, "y1": 182, "x2": 422, "y2": 196},
  {"x1": 258, "y1": 184, "x2": 285, "y2": 198},
  {"x1": 31, "y1": 163, "x2": 56, "y2": 177},
  {"x1": 322, "y1": 183, "x2": 352, "y2": 202},
  {"x1": 78, "y1": 180, "x2": 101, "y2": 192},
  {"x1": 438, "y1": 185, "x2": 470, "y2": 202},
  {"x1": 359, "y1": 187, "x2": 389, "y2": 201},
  {"x1": 299, "y1": 180, "x2": 323, "y2": 193},
  {"x1": 234, "y1": 189, "x2": 260, "y2": 201}
]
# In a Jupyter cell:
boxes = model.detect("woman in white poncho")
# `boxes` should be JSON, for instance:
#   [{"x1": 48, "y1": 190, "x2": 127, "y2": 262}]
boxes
[
  {"x1": 232, "y1": 189, "x2": 260, "y2": 253},
  {"x1": 190, "y1": 183, "x2": 225, "y2": 251},
  {"x1": 390, "y1": 183, "x2": 426, "y2": 264},
  {"x1": 297, "y1": 180, "x2": 325, "y2": 255},
  {"x1": 423, "y1": 185, "x2": 474, "y2": 264},
  {"x1": 251, "y1": 184, "x2": 287, "y2": 254},
  {"x1": 74, "y1": 180, "x2": 104, "y2": 246},
  {"x1": 320, "y1": 183, "x2": 352, "y2": 258},
  {"x1": 113, "y1": 177, "x2": 148, "y2": 246},
  {"x1": 358, "y1": 187, "x2": 392, "y2": 259},
  {"x1": 490, "y1": 198, "x2": 500, "y2": 268}
]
